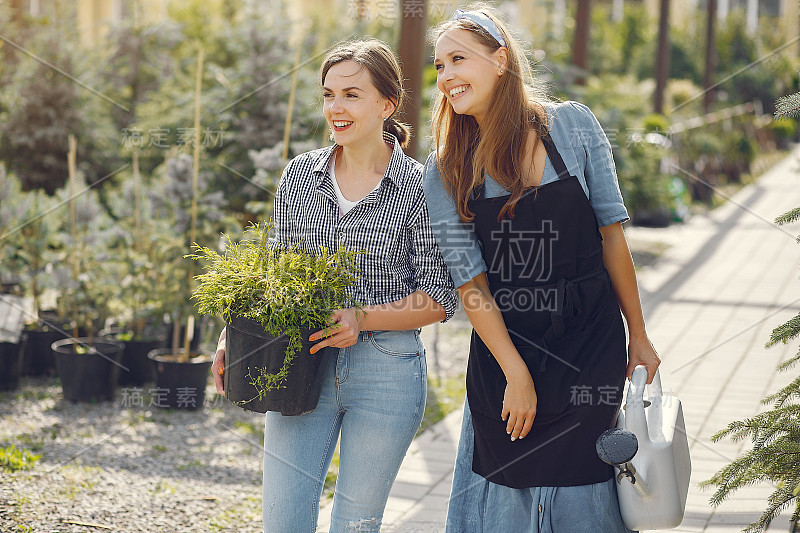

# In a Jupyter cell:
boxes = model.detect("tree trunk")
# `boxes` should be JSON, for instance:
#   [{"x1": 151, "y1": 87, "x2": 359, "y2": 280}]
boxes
[
  {"x1": 654, "y1": 0, "x2": 671, "y2": 114},
  {"x1": 397, "y1": 0, "x2": 428, "y2": 161},
  {"x1": 573, "y1": 0, "x2": 591, "y2": 86},
  {"x1": 703, "y1": 0, "x2": 717, "y2": 114}
]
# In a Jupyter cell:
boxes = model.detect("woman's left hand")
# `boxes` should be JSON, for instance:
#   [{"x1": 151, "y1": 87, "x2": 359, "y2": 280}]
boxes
[
  {"x1": 626, "y1": 333, "x2": 661, "y2": 384},
  {"x1": 308, "y1": 308, "x2": 366, "y2": 354}
]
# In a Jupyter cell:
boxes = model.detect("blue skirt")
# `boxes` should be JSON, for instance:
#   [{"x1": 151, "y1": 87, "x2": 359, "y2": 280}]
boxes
[{"x1": 446, "y1": 400, "x2": 636, "y2": 533}]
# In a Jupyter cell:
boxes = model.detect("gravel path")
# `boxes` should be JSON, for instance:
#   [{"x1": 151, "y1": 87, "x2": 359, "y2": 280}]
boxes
[
  {"x1": 0, "y1": 237, "x2": 668, "y2": 532},
  {"x1": 1, "y1": 376, "x2": 268, "y2": 532},
  {"x1": 0, "y1": 314, "x2": 478, "y2": 533}
]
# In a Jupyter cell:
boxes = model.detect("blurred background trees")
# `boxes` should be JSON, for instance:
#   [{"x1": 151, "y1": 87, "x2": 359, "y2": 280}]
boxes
[{"x1": 0, "y1": 0, "x2": 797, "y2": 341}]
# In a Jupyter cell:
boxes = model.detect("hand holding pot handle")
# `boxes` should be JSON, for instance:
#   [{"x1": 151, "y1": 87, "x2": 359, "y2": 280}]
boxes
[{"x1": 212, "y1": 327, "x2": 226, "y2": 396}]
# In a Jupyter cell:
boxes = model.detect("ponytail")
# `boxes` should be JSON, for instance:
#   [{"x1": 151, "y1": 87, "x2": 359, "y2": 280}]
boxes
[{"x1": 384, "y1": 117, "x2": 411, "y2": 150}]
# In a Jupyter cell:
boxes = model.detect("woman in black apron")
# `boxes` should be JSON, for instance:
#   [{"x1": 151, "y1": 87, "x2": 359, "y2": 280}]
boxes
[{"x1": 424, "y1": 7, "x2": 661, "y2": 532}]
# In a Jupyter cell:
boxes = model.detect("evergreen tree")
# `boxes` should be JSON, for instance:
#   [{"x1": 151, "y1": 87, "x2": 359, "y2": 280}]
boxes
[{"x1": 704, "y1": 92, "x2": 800, "y2": 533}]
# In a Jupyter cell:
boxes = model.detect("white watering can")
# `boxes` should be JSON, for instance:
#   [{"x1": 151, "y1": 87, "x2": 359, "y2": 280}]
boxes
[{"x1": 596, "y1": 365, "x2": 692, "y2": 530}]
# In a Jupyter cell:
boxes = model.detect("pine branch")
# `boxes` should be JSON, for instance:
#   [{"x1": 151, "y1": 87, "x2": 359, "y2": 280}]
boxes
[
  {"x1": 776, "y1": 93, "x2": 800, "y2": 119},
  {"x1": 778, "y1": 351, "x2": 800, "y2": 372},
  {"x1": 775, "y1": 207, "x2": 800, "y2": 226},
  {"x1": 767, "y1": 314, "x2": 800, "y2": 347},
  {"x1": 763, "y1": 377, "x2": 800, "y2": 407}
]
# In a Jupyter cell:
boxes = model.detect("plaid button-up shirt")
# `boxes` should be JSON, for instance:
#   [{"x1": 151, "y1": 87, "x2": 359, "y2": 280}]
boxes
[{"x1": 272, "y1": 133, "x2": 458, "y2": 321}]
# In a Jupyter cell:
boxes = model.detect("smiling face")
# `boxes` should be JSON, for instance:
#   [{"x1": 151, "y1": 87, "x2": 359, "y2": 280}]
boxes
[
  {"x1": 434, "y1": 29, "x2": 507, "y2": 125},
  {"x1": 322, "y1": 60, "x2": 395, "y2": 148}
]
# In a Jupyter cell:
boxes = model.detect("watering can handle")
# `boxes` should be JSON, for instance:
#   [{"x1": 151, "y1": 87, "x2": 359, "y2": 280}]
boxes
[
  {"x1": 650, "y1": 368, "x2": 663, "y2": 397},
  {"x1": 624, "y1": 366, "x2": 650, "y2": 443},
  {"x1": 628, "y1": 365, "x2": 663, "y2": 400},
  {"x1": 627, "y1": 366, "x2": 648, "y2": 407}
]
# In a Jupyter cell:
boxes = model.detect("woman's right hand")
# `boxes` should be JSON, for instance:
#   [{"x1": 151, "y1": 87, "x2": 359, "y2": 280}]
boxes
[
  {"x1": 212, "y1": 327, "x2": 226, "y2": 396},
  {"x1": 502, "y1": 370, "x2": 537, "y2": 441}
]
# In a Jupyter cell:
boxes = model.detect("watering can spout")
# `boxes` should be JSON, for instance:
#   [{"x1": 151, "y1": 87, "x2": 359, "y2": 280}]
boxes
[{"x1": 596, "y1": 427, "x2": 651, "y2": 498}]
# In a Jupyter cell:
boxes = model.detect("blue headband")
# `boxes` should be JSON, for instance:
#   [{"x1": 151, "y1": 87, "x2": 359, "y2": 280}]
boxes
[{"x1": 451, "y1": 9, "x2": 507, "y2": 48}]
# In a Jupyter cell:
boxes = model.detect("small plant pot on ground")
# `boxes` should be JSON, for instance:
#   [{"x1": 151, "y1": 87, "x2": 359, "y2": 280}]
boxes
[
  {"x1": 51, "y1": 338, "x2": 125, "y2": 402},
  {"x1": 22, "y1": 327, "x2": 58, "y2": 376},
  {"x1": 0, "y1": 334, "x2": 27, "y2": 391},
  {"x1": 100, "y1": 328, "x2": 166, "y2": 386},
  {"x1": 147, "y1": 349, "x2": 212, "y2": 410},
  {"x1": 225, "y1": 316, "x2": 329, "y2": 415},
  {"x1": 22, "y1": 312, "x2": 75, "y2": 376}
]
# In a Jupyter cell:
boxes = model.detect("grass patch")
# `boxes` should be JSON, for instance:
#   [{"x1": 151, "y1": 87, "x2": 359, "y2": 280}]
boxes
[
  {"x1": 125, "y1": 411, "x2": 155, "y2": 426},
  {"x1": 16, "y1": 433, "x2": 45, "y2": 452},
  {"x1": 56, "y1": 463, "x2": 101, "y2": 499},
  {"x1": 418, "y1": 375, "x2": 466, "y2": 437},
  {"x1": 14, "y1": 389, "x2": 51, "y2": 401},
  {"x1": 0, "y1": 444, "x2": 41, "y2": 472},
  {"x1": 151, "y1": 479, "x2": 176, "y2": 495},
  {"x1": 207, "y1": 496, "x2": 262, "y2": 532},
  {"x1": 176, "y1": 459, "x2": 204, "y2": 471},
  {"x1": 234, "y1": 419, "x2": 265, "y2": 443}
]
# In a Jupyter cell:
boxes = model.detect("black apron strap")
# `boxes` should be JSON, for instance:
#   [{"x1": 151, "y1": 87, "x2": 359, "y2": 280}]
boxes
[{"x1": 541, "y1": 134, "x2": 572, "y2": 181}]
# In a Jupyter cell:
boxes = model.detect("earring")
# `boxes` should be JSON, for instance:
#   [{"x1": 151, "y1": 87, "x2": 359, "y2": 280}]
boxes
[{"x1": 499, "y1": 69, "x2": 504, "y2": 75}]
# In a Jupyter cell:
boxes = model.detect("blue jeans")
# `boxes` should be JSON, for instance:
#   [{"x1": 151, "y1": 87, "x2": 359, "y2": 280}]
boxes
[
  {"x1": 262, "y1": 330, "x2": 427, "y2": 533},
  {"x1": 447, "y1": 401, "x2": 635, "y2": 533}
]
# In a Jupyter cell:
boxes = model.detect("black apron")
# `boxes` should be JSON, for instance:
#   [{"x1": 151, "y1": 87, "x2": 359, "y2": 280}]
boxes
[{"x1": 466, "y1": 134, "x2": 628, "y2": 489}]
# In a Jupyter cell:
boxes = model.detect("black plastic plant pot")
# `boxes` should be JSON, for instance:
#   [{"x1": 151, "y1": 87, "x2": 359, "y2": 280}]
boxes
[
  {"x1": 23, "y1": 328, "x2": 57, "y2": 376},
  {"x1": 0, "y1": 335, "x2": 26, "y2": 391},
  {"x1": 225, "y1": 316, "x2": 328, "y2": 416},
  {"x1": 22, "y1": 312, "x2": 78, "y2": 376},
  {"x1": 117, "y1": 339, "x2": 162, "y2": 386},
  {"x1": 147, "y1": 349, "x2": 212, "y2": 410},
  {"x1": 51, "y1": 338, "x2": 125, "y2": 402},
  {"x1": 99, "y1": 330, "x2": 162, "y2": 386}
]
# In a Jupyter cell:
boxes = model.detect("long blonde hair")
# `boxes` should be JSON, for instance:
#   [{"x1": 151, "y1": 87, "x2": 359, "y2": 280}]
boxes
[{"x1": 431, "y1": 4, "x2": 550, "y2": 221}]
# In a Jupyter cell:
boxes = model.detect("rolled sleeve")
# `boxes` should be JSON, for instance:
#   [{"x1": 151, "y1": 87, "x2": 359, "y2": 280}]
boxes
[
  {"x1": 408, "y1": 190, "x2": 459, "y2": 322},
  {"x1": 422, "y1": 153, "x2": 487, "y2": 288},
  {"x1": 568, "y1": 102, "x2": 629, "y2": 227}
]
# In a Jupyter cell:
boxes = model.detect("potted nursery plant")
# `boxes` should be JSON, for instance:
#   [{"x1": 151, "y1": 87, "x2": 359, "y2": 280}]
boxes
[
  {"x1": 188, "y1": 221, "x2": 362, "y2": 415},
  {"x1": 50, "y1": 168, "x2": 126, "y2": 403},
  {"x1": 0, "y1": 167, "x2": 67, "y2": 377},
  {"x1": 100, "y1": 155, "x2": 179, "y2": 387},
  {"x1": 0, "y1": 296, "x2": 26, "y2": 391},
  {"x1": 0, "y1": 168, "x2": 29, "y2": 389},
  {"x1": 144, "y1": 152, "x2": 235, "y2": 410}
]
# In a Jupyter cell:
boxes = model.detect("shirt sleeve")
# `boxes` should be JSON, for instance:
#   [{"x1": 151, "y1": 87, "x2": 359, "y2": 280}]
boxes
[
  {"x1": 407, "y1": 189, "x2": 459, "y2": 322},
  {"x1": 422, "y1": 152, "x2": 487, "y2": 288},
  {"x1": 568, "y1": 101, "x2": 629, "y2": 227}
]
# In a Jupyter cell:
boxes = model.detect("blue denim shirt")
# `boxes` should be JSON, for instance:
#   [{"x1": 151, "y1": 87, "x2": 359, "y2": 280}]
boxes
[{"x1": 422, "y1": 101, "x2": 629, "y2": 288}]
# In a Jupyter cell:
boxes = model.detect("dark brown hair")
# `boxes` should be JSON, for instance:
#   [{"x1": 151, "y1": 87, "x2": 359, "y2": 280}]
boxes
[
  {"x1": 431, "y1": 4, "x2": 550, "y2": 221},
  {"x1": 320, "y1": 39, "x2": 412, "y2": 149}
]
